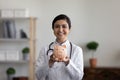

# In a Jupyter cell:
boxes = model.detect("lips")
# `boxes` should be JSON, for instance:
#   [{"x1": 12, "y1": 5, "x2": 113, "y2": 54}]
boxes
[{"x1": 57, "y1": 32, "x2": 64, "y2": 36}]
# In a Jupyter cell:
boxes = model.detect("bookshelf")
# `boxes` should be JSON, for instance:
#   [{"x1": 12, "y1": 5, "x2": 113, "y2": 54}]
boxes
[{"x1": 0, "y1": 17, "x2": 36, "y2": 80}]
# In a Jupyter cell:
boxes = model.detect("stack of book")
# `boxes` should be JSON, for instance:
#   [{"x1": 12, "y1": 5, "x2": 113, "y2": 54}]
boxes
[
  {"x1": 0, "y1": 20, "x2": 16, "y2": 38},
  {"x1": 0, "y1": 50, "x2": 20, "y2": 61},
  {"x1": 0, "y1": 9, "x2": 29, "y2": 18}
]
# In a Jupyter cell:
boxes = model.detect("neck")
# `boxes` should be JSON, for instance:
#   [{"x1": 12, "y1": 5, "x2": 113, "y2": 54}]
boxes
[{"x1": 56, "y1": 38, "x2": 67, "y2": 44}]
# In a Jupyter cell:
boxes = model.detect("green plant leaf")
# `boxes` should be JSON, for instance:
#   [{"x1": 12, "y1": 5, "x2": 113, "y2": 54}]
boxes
[
  {"x1": 86, "y1": 41, "x2": 99, "y2": 50},
  {"x1": 22, "y1": 47, "x2": 29, "y2": 54},
  {"x1": 6, "y1": 67, "x2": 16, "y2": 75}
]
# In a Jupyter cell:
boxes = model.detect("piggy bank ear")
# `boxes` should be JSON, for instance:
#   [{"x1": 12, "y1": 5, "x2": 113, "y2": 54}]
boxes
[
  {"x1": 54, "y1": 44, "x2": 59, "y2": 49},
  {"x1": 54, "y1": 45, "x2": 57, "y2": 49},
  {"x1": 62, "y1": 45, "x2": 66, "y2": 48}
]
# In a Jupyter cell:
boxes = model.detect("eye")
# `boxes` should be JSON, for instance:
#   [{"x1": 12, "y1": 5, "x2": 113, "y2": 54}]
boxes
[
  {"x1": 54, "y1": 25, "x2": 60, "y2": 28},
  {"x1": 62, "y1": 25, "x2": 67, "y2": 28},
  {"x1": 54, "y1": 24, "x2": 68, "y2": 29}
]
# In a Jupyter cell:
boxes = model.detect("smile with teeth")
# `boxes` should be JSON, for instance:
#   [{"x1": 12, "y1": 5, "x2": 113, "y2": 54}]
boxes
[{"x1": 58, "y1": 32, "x2": 64, "y2": 35}]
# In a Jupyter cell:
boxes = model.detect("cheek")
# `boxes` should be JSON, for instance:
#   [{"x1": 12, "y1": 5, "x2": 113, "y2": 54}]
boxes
[
  {"x1": 53, "y1": 29, "x2": 57, "y2": 34},
  {"x1": 65, "y1": 29, "x2": 70, "y2": 34}
]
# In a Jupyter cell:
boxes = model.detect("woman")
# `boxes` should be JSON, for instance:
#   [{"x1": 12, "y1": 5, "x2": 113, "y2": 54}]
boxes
[{"x1": 35, "y1": 14, "x2": 84, "y2": 80}]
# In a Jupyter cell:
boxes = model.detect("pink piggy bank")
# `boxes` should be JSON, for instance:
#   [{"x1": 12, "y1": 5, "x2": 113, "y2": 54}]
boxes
[{"x1": 53, "y1": 45, "x2": 67, "y2": 61}]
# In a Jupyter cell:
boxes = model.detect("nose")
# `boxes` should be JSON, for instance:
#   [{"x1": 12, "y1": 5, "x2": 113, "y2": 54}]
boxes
[{"x1": 59, "y1": 26, "x2": 63, "y2": 32}]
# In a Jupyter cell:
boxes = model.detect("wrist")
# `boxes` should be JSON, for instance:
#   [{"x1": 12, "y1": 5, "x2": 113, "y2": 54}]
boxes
[
  {"x1": 64, "y1": 59, "x2": 70, "y2": 66},
  {"x1": 49, "y1": 54, "x2": 55, "y2": 68}
]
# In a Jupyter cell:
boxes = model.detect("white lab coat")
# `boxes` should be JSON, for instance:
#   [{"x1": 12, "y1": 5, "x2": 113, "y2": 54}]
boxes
[{"x1": 35, "y1": 40, "x2": 84, "y2": 80}]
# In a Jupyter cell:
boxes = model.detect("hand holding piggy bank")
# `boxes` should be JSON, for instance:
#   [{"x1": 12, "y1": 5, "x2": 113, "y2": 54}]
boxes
[{"x1": 53, "y1": 45, "x2": 68, "y2": 62}]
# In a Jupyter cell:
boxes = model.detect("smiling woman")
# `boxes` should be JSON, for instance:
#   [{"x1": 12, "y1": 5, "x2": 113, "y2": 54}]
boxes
[
  {"x1": 53, "y1": 20, "x2": 70, "y2": 43},
  {"x1": 35, "y1": 14, "x2": 84, "y2": 80}
]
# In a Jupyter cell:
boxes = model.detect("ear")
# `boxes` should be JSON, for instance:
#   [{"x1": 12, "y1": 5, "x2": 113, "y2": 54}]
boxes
[
  {"x1": 54, "y1": 45, "x2": 57, "y2": 49},
  {"x1": 54, "y1": 44, "x2": 59, "y2": 49},
  {"x1": 62, "y1": 45, "x2": 66, "y2": 48}
]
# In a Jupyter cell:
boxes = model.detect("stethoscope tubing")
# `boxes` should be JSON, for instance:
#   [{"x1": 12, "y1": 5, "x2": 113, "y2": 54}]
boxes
[{"x1": 46, "y1": 42, "x2": 54, "y2": 55}]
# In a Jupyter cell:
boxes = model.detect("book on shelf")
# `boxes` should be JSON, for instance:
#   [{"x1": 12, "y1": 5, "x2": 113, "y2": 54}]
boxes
[
  {"x1": 0, "y1": 20, "x2": 16, "y2": 38},
  {"x1": 0, "y1": 51, "x2": 6, "y2": 61},
  {"x1": 6, "y1": 50, "x2": 20, "y2": 61},
  {"x1": 0, "y1": 21, "x2": 4, "y2": 38},
  {"x1": 0, "y1": 50, "x2": 20, "y2": 61}
]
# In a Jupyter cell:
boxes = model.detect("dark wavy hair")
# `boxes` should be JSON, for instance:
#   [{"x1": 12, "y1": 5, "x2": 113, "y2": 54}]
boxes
[{"x1": 52, "y1": 14, "x2": 71, "y2": 29}]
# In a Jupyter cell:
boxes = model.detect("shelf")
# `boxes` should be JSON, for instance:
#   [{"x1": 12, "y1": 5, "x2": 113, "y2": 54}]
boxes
[
  {"x1": 0, "y1": 38, "x2": 29, "y2": 42},
  {"x1": 0, "y1": 17, "x2": 37, "y2": 20},
  {"x1": 0, "y1": 60, "x2": 29, "y2": 63}
]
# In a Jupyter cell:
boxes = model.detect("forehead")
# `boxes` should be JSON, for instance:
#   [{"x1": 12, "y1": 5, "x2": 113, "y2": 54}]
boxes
[{"x1": 54, "y1": 20, "x2": 68, "y2": 25}]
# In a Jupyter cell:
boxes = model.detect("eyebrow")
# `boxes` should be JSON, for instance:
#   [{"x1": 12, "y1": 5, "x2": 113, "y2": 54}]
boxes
[{"x1": 54, "y1": 24, "x2": 68, "y2": 26}]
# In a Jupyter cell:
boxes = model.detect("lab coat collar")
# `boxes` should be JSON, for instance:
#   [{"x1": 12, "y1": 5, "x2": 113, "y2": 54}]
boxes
[{"x1": 54, "y1": 40, "x2": 70, "y2": 47}]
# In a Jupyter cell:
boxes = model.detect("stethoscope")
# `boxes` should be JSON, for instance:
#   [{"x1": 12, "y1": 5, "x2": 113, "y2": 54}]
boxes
[{"x1": 46, "y1": 42, "x2": 73, "y2": 59}]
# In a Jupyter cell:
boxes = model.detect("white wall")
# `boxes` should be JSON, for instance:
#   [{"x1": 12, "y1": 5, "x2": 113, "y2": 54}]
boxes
[
  {"x1": 83, "y1": 0, "x2": 120, "y2": 67},
  {"x1": 0, "y1": 0, "x2": 120, "y2": 68}
]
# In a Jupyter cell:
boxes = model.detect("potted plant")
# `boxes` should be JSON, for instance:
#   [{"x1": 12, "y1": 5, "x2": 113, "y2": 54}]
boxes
[
  {"x1": 22, "y1": 47, "x2": 30, "y2": 60},
  {"x1": 6, "y1": 67, "x2": 16, "y2": 80},
  {"x1": 86, "y1": 41, "x2": 99, "y2": 68}
]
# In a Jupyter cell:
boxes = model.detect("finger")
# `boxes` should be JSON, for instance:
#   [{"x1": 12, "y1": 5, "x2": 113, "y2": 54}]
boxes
[
  {"x1": 63, "y1": 56, "x2": 69, "y2": 62},
  {"x1": 55, "y1": 58, "x2": 59, "y2": 61}
]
